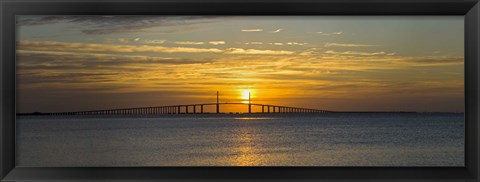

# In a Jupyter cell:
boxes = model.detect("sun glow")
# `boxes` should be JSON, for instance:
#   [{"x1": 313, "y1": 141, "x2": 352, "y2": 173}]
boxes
[
  {"x1": 241, "y1": 90, "x2": 250, "y2": 100},
  {"x1": 240, "y1": 90, "x2": 253, "y2": 104}
]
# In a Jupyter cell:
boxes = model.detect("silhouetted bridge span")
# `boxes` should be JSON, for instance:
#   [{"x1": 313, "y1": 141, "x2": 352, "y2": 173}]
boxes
[{"x1": 45, "y1": 102, "x2": 332, "y2": 116}]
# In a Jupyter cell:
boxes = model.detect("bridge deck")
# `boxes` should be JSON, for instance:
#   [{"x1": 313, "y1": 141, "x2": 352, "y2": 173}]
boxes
[{"x1": 39, "y1": 102, "x2": 331, "y2": 115}]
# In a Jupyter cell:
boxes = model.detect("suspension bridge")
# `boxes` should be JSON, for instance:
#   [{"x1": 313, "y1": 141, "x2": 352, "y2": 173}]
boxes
[{"x1": 31, "y1": 91, "x2": 333, "y2": 115}]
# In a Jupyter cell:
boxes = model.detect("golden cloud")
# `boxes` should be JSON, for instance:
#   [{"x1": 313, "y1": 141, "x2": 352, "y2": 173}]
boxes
[
  {"x1": 18, "y1": 40, "x2": 223, "y2": 53},
  {"x1": 18, "y1": 40, "x2": 296, "y2": 56},
  {"x1": 224, "y1": 48, "x2": 294, "y2": 55}
]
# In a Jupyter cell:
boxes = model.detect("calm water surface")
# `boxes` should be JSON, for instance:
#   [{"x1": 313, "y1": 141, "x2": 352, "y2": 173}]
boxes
[{"x1": 16, "y1": 113, "x2": 464, "y2": 166}]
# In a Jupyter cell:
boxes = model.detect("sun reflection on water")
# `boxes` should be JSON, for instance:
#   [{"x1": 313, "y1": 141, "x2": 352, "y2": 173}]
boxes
[{"x1": 230, "y1": 124, "x2": 262, "y2": 166}]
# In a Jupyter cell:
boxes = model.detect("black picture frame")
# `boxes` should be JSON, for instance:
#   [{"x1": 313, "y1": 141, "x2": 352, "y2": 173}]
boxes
[{"x1": 1, "y1": 0, "x2": 479, "y2": 181}]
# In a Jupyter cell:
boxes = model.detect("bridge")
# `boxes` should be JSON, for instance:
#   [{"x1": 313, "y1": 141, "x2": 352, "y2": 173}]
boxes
[{"x1": 44, "y1": 91, "x2": 332, "y2": 115}]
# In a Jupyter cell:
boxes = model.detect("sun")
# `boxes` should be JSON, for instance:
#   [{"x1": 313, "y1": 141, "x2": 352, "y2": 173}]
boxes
[
  {"x1": 241, "y1": 90, "x2": 251, "y2": 100},
  {"x1": 240, "y1": 89, "x2": 254, "y2": 101}
]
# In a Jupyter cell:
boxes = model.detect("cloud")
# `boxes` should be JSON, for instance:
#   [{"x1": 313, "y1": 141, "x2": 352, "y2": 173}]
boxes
[
  {"x1": 324, "y1": 42, "x2": 376, "y2": 47},
  {"x1": 287, "y1": 42, "x2": 308, "y2": 46},
  {"x1": 241, "y1": 29, "x2": 263, "y2": 32},
  {"x1": 18, "y1": 40, "x2": 294, "y2": 55},
  {"x1": 105, "y1": 38, "x2": 141, "y2": 43},
  {"x1": 324, "y1": 50, "x2": 388, "y2": 56},
  {"x1": 299, "y1": 51, "x2": 315, "y2": 56},
  {"x1": 267, "y1": 42, "x2": 309, "y2": 46},
  {"x1": 17, "y1": 50, "x2": 213, "y2": 67},
  {"x1": 246, "y1": 42, "x2": 307, "y2": 46},
  {"x1": 18, "y1": 40, "x2": 223, "y2": 53},
  {"x1": 317, "y1": 31, "x2": 344, "y2": 36},
  {"x1": 208, "y1": 41, "x2": 226, "y2": 45},
  {"x1": 224, "y1": 48, "x2": 294, "y2": 55},
  {"x1": 106, "y1": 38, "x2": 166, "y2": 45},
  {"x1": 245, "y1": 42, "x2": 264, "y2": 45},
  {"x1": 272, "y1": 29, "x2": 282, "y2": 33},
  {"x1": 174, "y1": 41, "x2": 205, "y2": 45},
  {"x1": 173, "y1": 41, "x2": 225, "y2": 45},
  {"x1": 143, "y1": 40, "x2": 166, "y2": 44},
  {"x1": 299, "y1": 48, "x2": 322, "y2": 56},
  {"x1": 17, "y1": 15, "x2": 222, "y2": 35},
  {"x1": 16, "y1": 50, "x2": 216, "y2": 87}
]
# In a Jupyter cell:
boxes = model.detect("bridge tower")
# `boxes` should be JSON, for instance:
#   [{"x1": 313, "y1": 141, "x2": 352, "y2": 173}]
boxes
[
  {"x1": 248, "y1": 91, "x2": 251, "y2": 113},
  {"x1": 216, "y1": 91, "x2": 219, "y2": 113}
]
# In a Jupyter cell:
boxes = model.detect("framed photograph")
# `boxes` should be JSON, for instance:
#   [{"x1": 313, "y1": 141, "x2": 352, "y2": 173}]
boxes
[{"x1": 1, "y1": 0, "x2": 479, "y2": 181}]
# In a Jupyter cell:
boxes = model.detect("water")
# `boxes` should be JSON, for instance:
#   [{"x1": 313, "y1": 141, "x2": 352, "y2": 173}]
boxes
[{"x1": 16, "y1": 113, "x2": 464, "y2": 166}]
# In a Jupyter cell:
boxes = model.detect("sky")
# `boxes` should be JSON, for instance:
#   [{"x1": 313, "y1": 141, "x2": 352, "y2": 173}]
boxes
[{"x1": 15, "y1": 16, "x2": 464, "y2": 113}]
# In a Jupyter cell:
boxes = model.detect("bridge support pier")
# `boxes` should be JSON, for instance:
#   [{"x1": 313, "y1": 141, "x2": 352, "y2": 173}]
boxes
[{"x1": 201, "y1": 105, "x2": 204, "y2": 113}]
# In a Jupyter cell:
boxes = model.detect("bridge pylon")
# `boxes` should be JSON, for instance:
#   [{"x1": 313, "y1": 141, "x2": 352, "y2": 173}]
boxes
[
  {"x1": 248, "y1": 91, "x2": 251, "y2": 113},
  {"x1": 216, "y1": 91, "x2": 220, "y2": 113}
]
